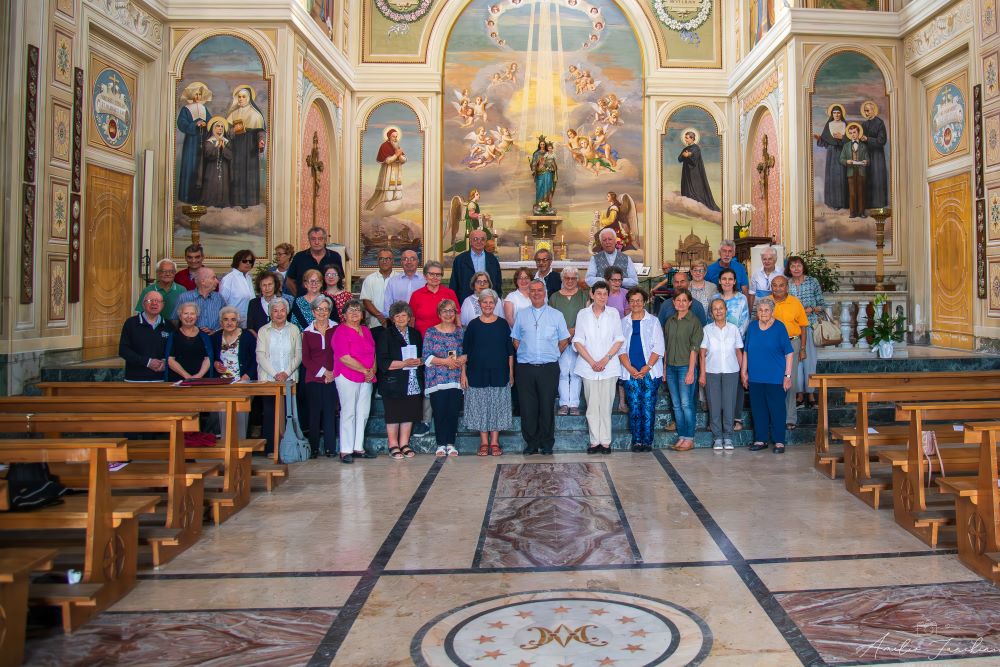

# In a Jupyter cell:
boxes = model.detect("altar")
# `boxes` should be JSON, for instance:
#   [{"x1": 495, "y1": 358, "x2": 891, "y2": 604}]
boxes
[{"x1": 518, "y1": 215, "x2": 568, "y2": 261}]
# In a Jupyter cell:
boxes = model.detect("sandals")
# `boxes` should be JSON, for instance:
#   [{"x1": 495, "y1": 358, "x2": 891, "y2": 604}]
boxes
[
  {"x1": 389, "y1": 446, "x2": 404, "y2": 460},
  {"x1": 401, "y1": 445, "x2": 415, "y2": 458},
  {"x1": 435, "y1": 446, "x2": 447, "y2": 457},
  {"x1": 748, "y1": 442, "x2": 768, "y2": 452},
  {"x1": 490, "y1": 443, "x2": 502, "y2": 457},
  {"x1": 446, "y1": 445, "x2": 459, "y2": 457},
  {"x1": 478, "y1": 443, "x2": 490, "y2": 457},
  {"x1": 774, "y1": 443, "x2": 786, "y2": 454},
  {"x1": 733, "y1": 420, "x2": 743, "y2": 432}
]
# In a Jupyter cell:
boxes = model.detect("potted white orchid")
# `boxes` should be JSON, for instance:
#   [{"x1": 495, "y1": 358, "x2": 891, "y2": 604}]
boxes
[{"x1": 731, "y1": 203, "x2": 755, "y2": 239}]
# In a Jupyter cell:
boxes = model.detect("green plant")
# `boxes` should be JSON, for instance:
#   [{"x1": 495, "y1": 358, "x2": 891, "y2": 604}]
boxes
[
  {"x1": 859, "y1": 293, "x2": 905, "y2": 343},
  {"x1": 792, "y1": 248, "x2": 841, "y2": 293}
]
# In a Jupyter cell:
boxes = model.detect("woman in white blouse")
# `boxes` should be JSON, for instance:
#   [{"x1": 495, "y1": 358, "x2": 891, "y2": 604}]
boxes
[
  {"x1": 220, "y1": 249, "x2": 257, "y2": 328},
  {"x1": 618, "y1": 288, "x2": 664, "y2": 452},
  {"x1": 460, "y1": 271, "x2": 493, "y2": 326},
  {"x1": 256, "y1": 298, "x2": 302, "y2": 456},
  {"x1": 503, "y1": 267, "x2": 535, "y2": 326},
  {"x1": 699, "y1": 298, "x2": 744, "y2": 451},
  {"x1": 573, "y1": 280, "x2": 625, "y2": 454}
]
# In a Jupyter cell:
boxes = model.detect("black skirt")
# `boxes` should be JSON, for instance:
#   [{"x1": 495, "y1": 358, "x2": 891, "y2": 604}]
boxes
[{"x1": 382, "y1": 395, "x2": 423, "y2": 424}]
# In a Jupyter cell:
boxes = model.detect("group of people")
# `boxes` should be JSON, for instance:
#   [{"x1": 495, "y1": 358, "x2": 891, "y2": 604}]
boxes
[{"x1": 121, "y1": 227, "x2": 828, "y2": 461}]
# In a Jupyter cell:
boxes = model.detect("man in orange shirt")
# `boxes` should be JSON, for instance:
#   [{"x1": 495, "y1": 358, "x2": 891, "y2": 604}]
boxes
[{"x1": 771, "y1": 275, "x2": 809, "y2": 430}]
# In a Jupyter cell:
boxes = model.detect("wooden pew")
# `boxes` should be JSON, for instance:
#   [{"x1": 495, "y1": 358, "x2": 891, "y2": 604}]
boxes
[
  {"x1": 808, "y1": 371, "x2": 1000, "y2": 478},
  {"x1": 0, "y1": 439, "x2": 158, "y2": 632},
  {"x1": 936, "y1": 421, "x2": 1000, "y2": 583},
  {"x1": 878, "y1": 402, "x2": 1000, "y2": 547},
  {"x1": 0, "y1": 411, "x2": 216, "y2": 565},
  {"x1": 836, "y1": 384, "x2": 1000, "y2": 507},
  {"x1": 0, "y1": 548, "x2": 56, "y2": 667}
]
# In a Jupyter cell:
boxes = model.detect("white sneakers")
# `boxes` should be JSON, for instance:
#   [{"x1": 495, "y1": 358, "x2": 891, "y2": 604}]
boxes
[
  {"x1": 713, "y1": 440, "x2": 724, "y2": 451},
  {"x1": 714, "y1": 439, "x2": 736, "y2": 451},
  {"x1": 437, "y1": 445, "x2": 459, "y2": 456}
]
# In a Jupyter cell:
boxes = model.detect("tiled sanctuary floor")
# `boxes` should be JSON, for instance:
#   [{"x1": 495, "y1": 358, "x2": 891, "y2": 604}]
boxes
[{"x1": 22, "y1": 447, "x2": 1000, "y2": 666}]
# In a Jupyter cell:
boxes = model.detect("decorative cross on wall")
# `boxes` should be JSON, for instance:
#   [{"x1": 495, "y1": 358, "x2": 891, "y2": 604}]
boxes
[
  {"x1": 756, "y1": 134, "x2": 775, "y2": 235},
  {"x1": 305, "y1": 131, "x2": 324, "y2": 227}
]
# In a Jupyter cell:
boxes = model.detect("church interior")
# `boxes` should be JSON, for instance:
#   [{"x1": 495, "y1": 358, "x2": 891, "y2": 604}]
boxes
[{"x1": 4, "y1": 0, "x2": 1000, "y2": 664}]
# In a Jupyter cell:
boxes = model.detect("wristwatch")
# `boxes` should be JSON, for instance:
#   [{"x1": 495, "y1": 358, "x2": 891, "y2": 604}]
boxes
[{"x1": 783, "y1": 373, "x2": 791, "y2": 378}]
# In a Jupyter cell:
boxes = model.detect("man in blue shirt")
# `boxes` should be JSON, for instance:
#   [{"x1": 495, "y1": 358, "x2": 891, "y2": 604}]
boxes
[
  {"x1": 449, "y1": 229, "x2": 502, "y2": 303},
  {"x1": 705, "y1": 239, "x2": 750, "y2": 304},
  {"x1": 511, "y1": 280, "x2": 571, "y2": 455},
  {"x1": 658, "y1": 272, "x2": 708, "y2": 327},
  {"x1": 382, "y1": 249, "x2": 426, "y2": 315},
  {"x1": 172, "y1": 268, "x2": 225, "y2": 333}
]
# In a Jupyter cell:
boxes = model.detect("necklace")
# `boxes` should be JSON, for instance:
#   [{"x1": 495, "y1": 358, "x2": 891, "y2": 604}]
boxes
[{"x1": 531, "y1": 307, "x2": 544, "y2": 330}]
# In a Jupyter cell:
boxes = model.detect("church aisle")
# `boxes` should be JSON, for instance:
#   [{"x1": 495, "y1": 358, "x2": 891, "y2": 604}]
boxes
[{"x1": 22, "y1": 449, "x2": 1000, "y2": 666}]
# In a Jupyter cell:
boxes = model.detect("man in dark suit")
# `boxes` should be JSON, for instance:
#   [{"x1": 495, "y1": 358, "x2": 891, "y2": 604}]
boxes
[
  {"x1": 449, "y1": 229, "x2": 502, "y2": 303},
  {"x1": 533, "y1": 248, "x2": 561, "y2": 296}
]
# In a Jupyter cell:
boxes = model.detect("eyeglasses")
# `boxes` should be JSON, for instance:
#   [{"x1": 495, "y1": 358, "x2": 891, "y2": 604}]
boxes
[
  {"x1": 475, "y1": 279, "x2": 490, "y2": 285},
  {"x1": 378, "y1": 256, "x2": 393, "y2": 262},
  {"x1": 426, "y1": 272, "x2": 443, "y2": 277},
  {"x1": 240, "y1": 258, "x2": 255, "y2": 265},
  {"x1": 305, "y1": 279, "x2": 321, "y2": 284},
  {"x1": 441, "y1": 309, "x2": 456, "y2": 315},
  {"x1": 609, "y1": 278, "x2": 623, "y2": 283},
  {"x1": 325, "y1": 273, "x2": 339, "y2": 278}
]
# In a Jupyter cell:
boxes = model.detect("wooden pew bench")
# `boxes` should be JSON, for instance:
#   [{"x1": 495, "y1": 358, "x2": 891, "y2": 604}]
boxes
[
  {"x1": 808, "y1": 371, "x2": 1000, "y2": 478},
  {"x1": 0, "y1": 410, "x2": 215, "y2": 565},
  {"x1": 35, "y1": 382, "x2": 289, "y2": 489},
  {"x1": 935, "y1": 421, "x2": 1000, "y2": 583},
  {"x1": 0, "y1": 439, "x2": 158, "y2": 632},
  {"x1": 0, "y1": 548, "x2": 56, "y2": 667}
]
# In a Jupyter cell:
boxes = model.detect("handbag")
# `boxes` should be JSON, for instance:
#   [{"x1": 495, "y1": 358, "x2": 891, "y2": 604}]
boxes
[
  {"x1": 813, "y1": 310, "x2": 843, "y2": 347},
  {"x1": 921, "y1": 430, "x2": 945, "y2": 487},
  {"x1": 279, "y1": 383, "x2": 311, "y2": 464}
]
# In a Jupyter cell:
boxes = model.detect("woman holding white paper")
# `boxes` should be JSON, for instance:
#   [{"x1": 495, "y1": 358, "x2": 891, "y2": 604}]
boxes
[{"x1": 376, "y1": 301, "x2": 424, "y2": 459}]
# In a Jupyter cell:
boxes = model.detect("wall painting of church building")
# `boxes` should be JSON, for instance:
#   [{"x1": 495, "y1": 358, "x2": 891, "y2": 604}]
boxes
[
  {"x1": 171, "y1": 34, "x2": 271, "y2": 259},
  {"x1": 359, "y1": 101, "x2": 424, "y2": 268},
  {"x1": 810, "y1": 50, "x2": 891, "y2": 255},
  {"x1": 442, "y1": 0, "x2": 644, "y2": 265},
  {"x1": 661, "y1": 105, "x2": 722, "y2": 265}
]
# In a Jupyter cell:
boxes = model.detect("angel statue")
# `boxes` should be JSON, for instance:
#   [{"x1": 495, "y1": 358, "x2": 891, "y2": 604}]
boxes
[
  {"x1": 530, "y1": 138, "x2": 558, "y2": 215},
  {"x1": 590, "y1": 192, "x2": 639, "y2": 252},
  {"x1": 445, "y1": 190, "x2": 495, "y2": 254}
]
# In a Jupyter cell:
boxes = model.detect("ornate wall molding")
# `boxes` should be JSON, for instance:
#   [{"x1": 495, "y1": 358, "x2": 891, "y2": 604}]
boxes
[
  {"x1": 903, "y1": 0, "x2": 972, "y2": 65},
  {"x1": 739, "y1": 71, "x2": 778, "y2": 115},
  {"x1": 303, "y1": 59, "x2": 343, "y2": 108},
  {"x1": 85, "y1": 0, "x2": 162, "y2": 48}
]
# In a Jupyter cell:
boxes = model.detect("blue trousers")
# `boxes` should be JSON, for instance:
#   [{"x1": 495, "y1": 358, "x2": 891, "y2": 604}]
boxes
[
  {"x1": 665, "y1": 365, "x2": 697, "y2": 438},
  {"x1": 624, "y1": 375, "x2": 661, "y2": 446},
  {"x1": 748, "y1": 382, "x2": 786, "y2": 444}
]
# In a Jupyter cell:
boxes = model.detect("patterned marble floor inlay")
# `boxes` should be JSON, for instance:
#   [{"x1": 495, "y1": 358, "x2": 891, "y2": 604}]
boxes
[
  {"x1": 475, "y1": 463, "x2": 640, "y2": 568},
  {"x1": 413, "y1": 589, "x2": 712, "y2": 667},
  {"x1": 776, "y1": 580, "x2": 1000, "y2": 664},
  {"x1": 23, "y1": 608, "x2": 338, "y2": 667}
]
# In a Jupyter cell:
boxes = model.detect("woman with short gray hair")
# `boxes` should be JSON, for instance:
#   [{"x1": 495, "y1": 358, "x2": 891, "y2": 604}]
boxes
[
  {"x1": 301, "y1": 294, "x2": 338, "y2": 458},
  {"x1": 461, "y1": 289, "x2": 514, "y2": 456},
  {"x1": 741, "y1": 297, "x2": 793, "y2": 454},
  {"x1": 256, "y1": 296, "x2": 302, "y2": 456},
  {"x1": 549, "y1": 267, "x2": 589, "y2": 415}
]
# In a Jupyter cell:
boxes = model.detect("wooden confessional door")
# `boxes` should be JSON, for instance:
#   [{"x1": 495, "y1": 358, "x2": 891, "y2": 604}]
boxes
[
  {"x1": 928, "y1": 173, "x2": 974, "y2": 350},
  {"x1": 83, "y1": 165, "x2": 134, "y2": 360}
]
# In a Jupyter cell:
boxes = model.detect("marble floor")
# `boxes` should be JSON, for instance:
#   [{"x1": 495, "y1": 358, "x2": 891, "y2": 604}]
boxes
[{"x1": 21, "y1": 447, "x2": 1000, "y2": 666}]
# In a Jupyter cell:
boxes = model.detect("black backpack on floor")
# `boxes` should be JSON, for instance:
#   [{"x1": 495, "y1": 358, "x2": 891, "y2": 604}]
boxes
[{"x1": 6, "y1": 463, "x2": 67, "y2": 511}]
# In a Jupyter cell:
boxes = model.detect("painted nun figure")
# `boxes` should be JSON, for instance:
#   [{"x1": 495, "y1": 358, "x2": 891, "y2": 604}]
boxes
[
  {"x1": 198, "y1": 116, "x2": 233, "y2": 209},
  {"x1": 813, "y1": 104, "x2": 849, "y2": 210},
  {"x1": 226, "y1": 86, "x2": 267, "y2": 208},
  {"x1": 176, "y1": 81, "x2": 211, "y2": 204}
]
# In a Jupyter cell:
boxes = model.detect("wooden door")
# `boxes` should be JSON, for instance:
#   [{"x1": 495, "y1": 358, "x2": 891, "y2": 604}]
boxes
[
  {"x1": 929, "y1": 173, "x2": 974, "y2": 350},
  {"x1": 83, "y1": 166, "x2": 134, "y2": 359}
]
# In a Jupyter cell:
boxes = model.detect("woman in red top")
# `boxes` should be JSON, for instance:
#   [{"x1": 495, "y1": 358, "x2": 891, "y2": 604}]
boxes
[
  {"x1": 300, "y1": 295, "x2": 338, "y2": 459},
  {"x1": 408, "y1": 260, "x2": 458, "y2": 335},
  {"x1": 322, "y1": 263, "x2": 352, "y2": 323}
]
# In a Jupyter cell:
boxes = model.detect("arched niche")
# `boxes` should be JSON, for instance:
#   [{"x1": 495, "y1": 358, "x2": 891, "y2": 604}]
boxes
[
  {"x1": 298, "y1": 96, "x2": 339, "y2": 251},
  {"x1": 746, "y1": 105, "x2": 782, "y2": 242}
]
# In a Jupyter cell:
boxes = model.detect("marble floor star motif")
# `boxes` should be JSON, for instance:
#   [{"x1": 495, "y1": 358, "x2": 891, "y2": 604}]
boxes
[{"x1": 412, "y1": 589, "x2": 712, "y2": 667}]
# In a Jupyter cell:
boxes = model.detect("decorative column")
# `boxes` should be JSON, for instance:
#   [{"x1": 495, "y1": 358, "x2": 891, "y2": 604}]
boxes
[
  {"x1": 839, "y1": 301, "x2": 853, "y2": 349},
  {"x1": 856, "y1": 300, "x2": 870, "y2": 349},
  {"x1": 869, "y1": 207, "x2": 891, "y2": 291},
  {"x1": 181, "y1": 205, "x2": 208, "y2": 246}
]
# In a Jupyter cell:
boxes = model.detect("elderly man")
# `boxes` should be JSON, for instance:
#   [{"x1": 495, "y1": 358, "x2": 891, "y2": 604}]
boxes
[
  {"x1": 750, "y1": 246, "x2": 781, "y2": 301},
  {"x1": 770, "y1": 275, "x2": 809, "y2": 429},
  {"x1": 449, "y1": 229, "x2": 502, "y2": 304},
  {"x1": 285, "y1": 226, "x2": 345, "y2": 296},
  {"x1": 586, "y1": 228, "x2": 638, "y2": 288},
  {"x1": 409, "y1": 261, "x2": 459, "y2": 335},
  {"x1": 175, "y1": 244, "x2": 212, "y2": 291},
  {"x1": 120, "y1": 291, "x2": 174, "y2": 381},
  {"x1": 360, "y1": 249, "x2": 397, "y2": 329},
  {"x1": 383, "y1": 249, "x2": 426, "y2": 315},
  {"x1": 173, "y1": 267, "x2": 225, "y2": 333},
  {"x1": 705, "y1": 240, "x2": 750, "y2": 303},
  {"x1": 135, "y1": 258, "x2": 186, "y2": 317},
  {"x1": 657, "y1": 271, "x2": 708, "y2": 327},
  {"x1": 511, "y1": 280, "x2": 571, "y2": 455},
  {"x1": 534, "y1": 248, "x2": 561, "y2": 297}
]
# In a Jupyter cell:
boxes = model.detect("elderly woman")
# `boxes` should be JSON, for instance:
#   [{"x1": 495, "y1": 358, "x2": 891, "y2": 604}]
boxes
[
  {"x1": 618, "y1": 288, "x2": 663, "y2": 452},
  {"x1": 290, "y1": 268, "x2": 324, "y2": 329},
  {"x1": 741, "y1": 297, "x2": 793, "y2": 454},
  {"x1": 549, "y1": 266, "x2": 589, "y2": 415},
  {"x1": 333, "y1": 299, "x2": 377, "y2": 461},
  {"x1": 462, "y1": 289, "x2": 513, "y2": 456},
  {"x1": 247, "y1": 271, "x2": 290, "y2": 335},
  {"x1": 376, "y1": 301, "x2": 424, "y2": 460},
  {"x1": 301, "y1": 295, "x2": 339, "y2": 459},
  {"x1": 574, "y1": 280, "x2": 625, "y2": 454},
  {"x1": 786, "y1": 255, "x2": 827, "y2": 408},
  {"x1": 603, "y1": 266, "x2": 627, "y2": 317},
  {"x1": 273, "y1": 242, "x2": 294, "y2": 295},
  {"x1": 688, "y1": 259, "x2": 719, "y2": 313},
  {"x1": 700, "y1": 299, "x2": 743, "y2": 451},
  {"x1": 220, "y1": 249, "x2": 257, "y2": 327},
  {"x1": 211, "y1": 305, "x2": 257, "y2": 436},
  {"x1": 322, "y1": 263, "x2": 351, "y2": 323},
  {"x1": 256, "y1": 298, "x2": 302, "y2": 457},
  {"x1": 504, "y1": 267, "x2": 534, "y2": 325},
  {"x1": 425, "y1": 300, "x2": 465, "y2": 457},
  {"x1": 460, "y1": 271, "x2": 493, "y2": 326},
  {"x1": 750, "y1": 246, "x2": 781, "y2": 300},
  {"x1": 664, "y1": 289, "x2": 703, "y2": 451},
  {"x1": 165, "y1": 301, "x2": 213, "y2": 381}
]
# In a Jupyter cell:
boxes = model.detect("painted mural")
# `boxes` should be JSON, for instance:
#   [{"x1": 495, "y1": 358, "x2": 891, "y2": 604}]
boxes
[
  {"x1": 810, "y1": 50, "x2": 891, "y2": 255},
  {"x1": 364, "y1": 0, "x2": 438, "y2": 62},
  {"x1": 359, "y1": 102, "x2": 424, "y2": 267},
  {"x1": 750, "y1": 109, "x2": 781, "y2": 242},
  {"x1": 172, "y1": 35, "x2": 270, "y2": 258},
  {"x1": 653, "y1": 0, "x2": 721, "y2": 68},
  {"x1": 89, "y1": 59, "x2": 135, "y2": 156},
  {"x1": 299, "y1": 102, "x2": 333, "y2": 251},
  {"x1": 442, "y1": 0, "x2": 644, "y2": 264},
  {"x1": 662, "y1": 105, "x2": 722, "y2": 264},
  {"x1": 926, "y1": 72, "x2": 969, "y2": 166},
  {"x1": 748, "y1": 0, "x2": 774, "y2": 50}
]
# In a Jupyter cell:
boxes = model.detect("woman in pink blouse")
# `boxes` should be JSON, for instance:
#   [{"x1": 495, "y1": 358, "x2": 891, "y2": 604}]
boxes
[{"x1": 333, "y1": 299, "x2": 378, "y2": 462}]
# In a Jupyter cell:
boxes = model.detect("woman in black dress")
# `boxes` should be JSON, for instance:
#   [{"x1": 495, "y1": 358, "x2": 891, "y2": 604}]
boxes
[
  {"x1": 460, "y1": 289, "x2": 514, "y2": 456},
  {"x1": 376, "y1": 301, "x2": 424, "y2": 459},
  {"x1": 165, "y1": 301, "x2": 214, "y2": 381}
]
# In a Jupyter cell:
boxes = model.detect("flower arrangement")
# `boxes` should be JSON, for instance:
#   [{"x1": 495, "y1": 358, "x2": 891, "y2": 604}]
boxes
[
  {"x1": 859, "y1": 292, "x2": 906, "y2": 357},
  {"x1": 731, "y1": 203, "x2": 755, "y2": 238},
  {"x1": 374, "y1": 0, "x2": 433, "y2": 24},
  {"x1": 653, "y1": 0, "x2": 712, "y2": 32}
]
